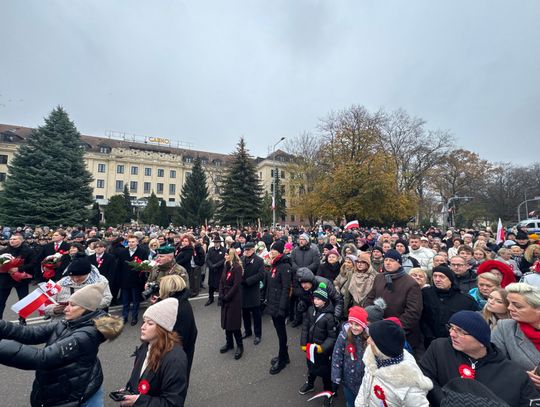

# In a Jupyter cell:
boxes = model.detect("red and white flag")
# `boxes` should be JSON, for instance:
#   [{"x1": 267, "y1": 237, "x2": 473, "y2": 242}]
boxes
[
  {"x1": 345, "y1": 220, "x2": 359, "y2": 230},
  {"x1": 496, "y1": 218, "x2": 505, "y2": 245},
  {"x1": 306, "y1": 343, "x2": 317, "y2": 363},
  {"x1": 11, "y1": 280, "x2": 61, "y2": 319}
]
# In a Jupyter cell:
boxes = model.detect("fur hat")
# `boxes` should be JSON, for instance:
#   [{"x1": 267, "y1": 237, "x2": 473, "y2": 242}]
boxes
[
  {"x1": 69, "y1": 282, "x2": 107, "y2": 311},
  {"x1": 143, "y1": 297, "x2": 178, "y2": 332}
]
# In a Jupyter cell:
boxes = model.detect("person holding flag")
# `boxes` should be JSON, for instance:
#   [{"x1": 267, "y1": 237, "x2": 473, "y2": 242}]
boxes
[{"x1": 0, "y1": 282, "x2": 123, "y2": 407}]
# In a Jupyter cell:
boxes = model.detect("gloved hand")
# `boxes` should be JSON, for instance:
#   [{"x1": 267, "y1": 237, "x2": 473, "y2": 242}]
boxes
[
  {"x1": 316, "y1": 345, "x2": 323, "y2": 354},
  {"x1": 301, "y1": 346, "x2": 306, "y2": 351}
]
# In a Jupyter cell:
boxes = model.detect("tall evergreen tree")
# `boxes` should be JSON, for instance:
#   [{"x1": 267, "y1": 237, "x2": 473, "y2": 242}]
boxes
[
  {"x1": 260, "y1": 191, "x2": 272, "y2": 226},
  {"x1": 158, "y1": 199, "x2": 169, "y2": 227},
  {"x1": 177, "y1": 157, "x2": 214, "y2": 227},
  {"x1": 104, "y1": 195, "x2": 128, "y2": 226},
  {"x1": 141, "y1": 192, "x2": 160, "y2": 225},
  {"x1": 88, "y1": 202, "x2": 101, "y2": 227},
  {"x1": 123, "y1": 185, "x2": 133, "y2": 222},
  {"x1": 0, "y1": 106, "x2": 93, "y2": 226},
  {"x1": 273, "y1": 169, "x2": 287, "y2": 222},
  {"x1": 217, "y1": 138, "x2": 263, "y2": 226}
]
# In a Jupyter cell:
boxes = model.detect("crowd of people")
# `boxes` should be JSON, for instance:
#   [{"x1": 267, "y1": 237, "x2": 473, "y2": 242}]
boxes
[{"x1": 0, "y1": 223, "x2": 540, "y2": 406}]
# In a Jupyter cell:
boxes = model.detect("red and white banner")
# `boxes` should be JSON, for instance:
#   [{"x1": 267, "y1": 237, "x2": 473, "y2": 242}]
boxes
[
  {"x1": 345, "y1": 220, "x2": 359, "y2": 230},
  {"x1": 496, "y1": 218, "x2": 505, "y2": 245},
  {"x1": 11, "y1": 280, "x2": 61, "y2": 319},
  {"x1": 306, "y1": 343, "x2": 317, "y2": 363}
]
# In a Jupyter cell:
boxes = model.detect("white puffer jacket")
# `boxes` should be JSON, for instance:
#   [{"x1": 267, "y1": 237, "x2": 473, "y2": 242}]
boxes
[{"x1": 355, "y1": 346, "x2": 432, "y2": 407}]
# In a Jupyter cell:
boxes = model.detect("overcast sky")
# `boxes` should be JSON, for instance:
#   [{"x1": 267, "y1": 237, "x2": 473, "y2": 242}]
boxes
[{"x1": 1, "y1": 1, "x2": 539, "y2": 163}]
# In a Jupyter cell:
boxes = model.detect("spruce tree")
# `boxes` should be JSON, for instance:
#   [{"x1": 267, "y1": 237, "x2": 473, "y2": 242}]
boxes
[
  {"x1": 260, "y1": 191, "x2": 272, "y2": 226},
  {"x1": 0, "y1": 106, "x2": 93, "y2": 226},
  {"x1": 141, "y1": 192, "x2": 160, "y2": 225},
  {"x1": 273, "y1": 169, "x2": 287, "y2": 222},
  {"x1": 123, "y1": 185, "x2": 133, "y2": 222},
  {"x1": 89, "y1": 202, "x2": 101, "y2": 227},
  {"x1": 158, "y1": 199, "x2": 169, "y2": 227},
  {"x1": 177, "y1": 157, "x2": 214, "y2": 227},
  {"x1": 104, "y1": 195, "x2": 128, "y2": 226},
  {"x1": 217, "y1": 138, "x2": 263, "y2": 226}
]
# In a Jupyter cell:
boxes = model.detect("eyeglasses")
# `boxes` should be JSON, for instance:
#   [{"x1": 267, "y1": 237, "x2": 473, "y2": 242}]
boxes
[
  {"x1": 446, "y1": 324, "x2": 470, "y2": 336},
  {"x1": 450, "y1": 263, "x2": 466, "y2": 267}
]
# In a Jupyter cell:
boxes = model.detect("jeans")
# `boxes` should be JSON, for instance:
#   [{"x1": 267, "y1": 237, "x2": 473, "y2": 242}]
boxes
[
  {"x1": 81, "y1": 386, "x2": 104, "y2": 407},
  {"x1": 0, "y1": 283, "x2": 29, "y2": 319},
  {"x1": 242, "y1": 306, "x2": 262, "y2": 337},
  {"x1": 272, "y1": 315, "x2": 288, "y2": 361},
  {"x1": 122, "y1": 287, "x2": 141, "y2": 321},
  {"x1": 343, "y1": 385, "x2": 357, "y2": 407}
]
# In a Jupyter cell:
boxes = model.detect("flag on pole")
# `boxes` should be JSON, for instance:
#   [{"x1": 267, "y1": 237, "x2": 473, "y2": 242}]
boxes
[
  {"x1": 496, "y1": 218, "x2": 505, "y2": 245},
  {"x1": 345, "y1": 220, "x2": 359, "y2": 230},
  {"x1": 271, "y1": 196, "x2": 275, "y2": 210},
  {"x1": 306, "y1": 343, "x2": 317, "y2": 363},
  {"x1": 11, "y1": 280, "x2": 61, "y2": 319}
]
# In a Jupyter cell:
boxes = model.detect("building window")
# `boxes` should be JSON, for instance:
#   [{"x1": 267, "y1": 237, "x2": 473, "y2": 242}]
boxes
[
  {"x1": 157, "y1": 183, "x2": 164, "y2": 194},
  {"x1": 281, "y1": 214, "x2": 286, "y2": 222},
  {"x1": 130, "y1": 181, "x2": 138, "y2": 192},
  {"x1": 271, "y1": 169, "x2": 274, "y2": 178},
  {"x1": 116, "y1": 165, "x2": 124, "y2": 174},
  {"x1": 168, "y1": 198, "x2": 175, "y2": 202},
  {"x1": 281, "y1": 170, "x2": 285, "y2": 179},
  {"x1": 270, "y1": 184, "x2": 274, "y2": 193},
  {"x1": 213, "y1": 159, "x2": 221, "y2": 167},
  {"x1": 97, "y1": 163, "x2": 106, "y2": 173},
  {"x1": 157, "y1": 169, "x2": 164, "y2": 177},
  {"x1": 99, "y1": 146, "x2": 111, "y2": 154},
  {"x1": 96, "y1": 179, "x2": 105, "y2": 189},
  {"x1": 183, "y1": 156, "x2": 193, "y2": 163},
  {"x1": 131, "y1": 166, "x2": 139, "y2": 175},
  {"x1": 115, "y1": 180, "x2": 124, "y2": 192},
  {"x1": 144, "y1": 167, "x2": 152, "y2": 176},
  {"x1": 170, "y1": 170, "x2": 176, "y2": 178},
  {"x1": 95, "y1": 195, "x2": 104, "y2": 200},
  {"x1": 0, "y1": 155, "x2": 8, "y2": 164},
  {"x1": 201, "y1": 158, "x2": 208, "y2": 165},
  {"x1": 0, "y1": 173, "x2": 6, "y2": 182},
  {"x1": 144, "y1": 182, "x2": 151, "y2": 193},
  {"x1": 290, "y1": 215, "x2": 295, "y2": 222},
  {"x1": 169, "y1": 184, "x2": 176, "y2": 194}
]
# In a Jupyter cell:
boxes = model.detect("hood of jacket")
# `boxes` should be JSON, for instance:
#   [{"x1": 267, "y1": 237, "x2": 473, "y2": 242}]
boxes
[{"x1": 297, "y1": 267, "x2": 316, "y2": 284}]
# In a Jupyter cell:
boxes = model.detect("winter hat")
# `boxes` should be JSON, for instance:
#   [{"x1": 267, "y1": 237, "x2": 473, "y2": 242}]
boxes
[
  {"x1": 516, "y1": 230, "x2": 529, "y2": 240},
  {"x1": 244, "y1": 241, "x2": 256, "y2": 249},
  {"x1": 284, "y1": 242, "x2": 293, "y2": 251},
  {"x1": 383, "y1": 249, "x2": 402, "y2": 265},
  {"x1": 69, "y1": 282, "x2": 107, "y2": 311},
  {"x1": 68, "y1": 254, "x2": 92, "y2": 276},
  {"x1": 299, "y1": 233, "x2": 310, "y2": 242},
  {"x1": 394, "y1": 239, "x2": 410, "y2": 254},
  {"x1": 313, "y1": 282, "x2": 329, "y2": 302},
  {"x1": 271, "y1": 240, "x2": 285, "y2": 254},
  {"x1": 503, "y1": 240, "x2": 516, "y2": 248},
  {"x1": 369, "y1": 320, "x2": 405, "y2": 358},
  {"x1": 449, "y1": 310, "x2": 491, "y2": 348},
  {"x1": 477, "y1": 260, "x2": 515, "y2": 288},
  {"x1": 348, "y1": 306, "x2": 368, "y2": 329},
  {"x1": 432, "y1": 265, "x2": 458, "y2": 288},
  {"x1": 143, "y1": 297, "x2": 179, "y2": 332},
  {"x1": 371, "y1": 246, "x2": 384, "y2": 256},
  {"x1": 326, "y1": 248, "x2": 340, "y2": 258},
  {"x1": 156, "y1": 245, "x2": 175, "y2": 255},
  {"x1": 297, "y1": 267, "x2": 315, "y2": 283},
  {"x1": 345, "y1": 254, "x2": 358, "y2": 264},
  {"x1": 385, "y1": 316, "x2": 403, "y2": 328},
  {"x1": 365, "y1": 298, "x2": 387, "y2": 323},
  {"x1": 323, "y1": 243, "x2": 334, "y2": 251}
]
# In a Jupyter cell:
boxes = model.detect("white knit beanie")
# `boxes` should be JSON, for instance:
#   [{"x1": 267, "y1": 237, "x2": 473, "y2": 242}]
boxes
[
  {"x1": 69, "y1": 282, "x2": 107, "y2": 311},
  {"x1": 143, "y1": 298, "x2": 178, "y2": 332}
]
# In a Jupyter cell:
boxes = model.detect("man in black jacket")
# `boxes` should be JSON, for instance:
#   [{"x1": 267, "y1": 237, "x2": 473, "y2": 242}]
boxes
[
  {"x1": 0, "y1": 233, "x2": 36, "y2": 324},
  {"x1": 295, "y1": 267, "x2": 344, "y2": 321},
  {"x1": 241, "y1": 242, "x2": 265, "y2": 345},
  {"x1": 205, "y1": 237, "x2": 225, "y2": 306},
  {"x1": 89, "y1": 241, "x2": 118, "y2": 306},
  {"x1": 35, "y1": 229, "x2": 70, "y2": 282},
  {"x1": 419, "y1": 310, "x2": 538, "y2": 406}
]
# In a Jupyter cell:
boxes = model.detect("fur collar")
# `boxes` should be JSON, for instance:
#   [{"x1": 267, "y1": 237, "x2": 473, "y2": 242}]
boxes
[{"x1": 363, "y1": 346, "x2": 432, "y2": 391}]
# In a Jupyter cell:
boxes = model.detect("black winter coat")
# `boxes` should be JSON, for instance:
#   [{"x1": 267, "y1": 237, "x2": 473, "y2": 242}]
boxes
[
  {"x1": 296, "y1": 270, "x2": 344, "y2": 320},
  {"x1": 170, "y1": 290, "x2": 197, "y2": 384},
  {"x1": 241, "y1": 254, "x2": 265, "y2": 308},
  {"x1": 421, "y1": 287, "x2": 479, "y2": 347},
  {"x1": 219, "y1": 263, "x2": 243, "y2": 331},
  {"x1": 0, "y1": 310, "x2": 116, "y2": 407},
  {"x1": 290, "y1": 244, "x2": 320, "y2": 273},
  {"x1": 88, "y1": 253, "x2": 117, "y2": 287},
  {"x1": 117, "y1": 247, "x2": 148, "y2": 289},
  {"x1": 455, "y1": 270, "x2": 477, "y2": 293},
  {"x1": 265, "y1": 254, "x2": 292, "y2": 318},
  {"x1": 419, "y1": 338, "x2": 538, "y2": 407},
  {"x1": 175, "y1": 245, "x2": 193, "y2": 275},
  {"x1": 126, "y1": 342, "x2": 187, "y2": 407},
  {"x1": 0, "y1": 243, "x2": 36, "y2": 288},
  {"x1": 206, "y1": 245, "x2": 225, "y2": 290},
  {"x1": 300, "y1": 302, "x2": 337, "y2": 376},
  {"x1": 317, "y1": 261, "x2": 341, "y2": 283}
]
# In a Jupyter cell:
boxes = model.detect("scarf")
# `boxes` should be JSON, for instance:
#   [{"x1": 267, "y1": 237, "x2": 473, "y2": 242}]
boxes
[
  {"x1": 383, "y1": 268, "x2": 406, "y2": 292},
  {"x1": 348, "y1": 269, "x2": 376, "y2": 306},
  {"x1": 519, "y1": 321, "x2": 540, "y2": 352},
  {"x1": 61, "y1": 267, "x2": 101, "y2": 287},
  {"x1": 375, "y1": 352, "x2": 404, "y2": 369}
]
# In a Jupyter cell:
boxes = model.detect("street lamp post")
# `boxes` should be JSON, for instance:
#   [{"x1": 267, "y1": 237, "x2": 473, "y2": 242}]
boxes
[{"x1": 272, "y1": 137, "x2": 285, "y2": 228}]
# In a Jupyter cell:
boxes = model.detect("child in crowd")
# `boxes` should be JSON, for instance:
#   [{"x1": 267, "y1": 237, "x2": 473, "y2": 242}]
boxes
[
  {"x1": 299, "y1": 283, "x2": 338, "y2": 406},
  {"x1": 331, "y1": 306, "x2": 369, "y2": 407}
]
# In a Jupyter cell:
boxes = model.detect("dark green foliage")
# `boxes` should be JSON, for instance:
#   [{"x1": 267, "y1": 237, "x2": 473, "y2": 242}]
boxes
[
  {"x1": 217, "y1": 138, "x2": 263, "y2": 226},
  {"x1": 88, "y1": 202, "x2": 101, "y2": 227},
  {"x1": 123, "y1": 185, "x2": 133, "y2": 222},
  {"x1": 104, "y1": 195, "x2": 128, "y2": 226},
  {"x1": 177, "y1": 157, "x2": 214, "y2": 227},
  {"x1": 273, "y1": 170, "x2": 287, "y2": 222},
  {"x1": 260, "y1": 191, "x2": 272, "y2": 226},
  {"x1": 140, "y1": 192, "x2": 160, "y2": 225},
  {"x1": 158, "y1": 199, "x2": 169, "y2": 227},
  {"x1": 0, "y1": 106, "x2": 93, "y2": 226}
]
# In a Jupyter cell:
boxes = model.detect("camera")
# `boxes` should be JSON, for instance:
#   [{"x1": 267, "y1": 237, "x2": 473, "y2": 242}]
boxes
[{"x1": 142, "y1": 282, "x2": 159, "y2": 300}]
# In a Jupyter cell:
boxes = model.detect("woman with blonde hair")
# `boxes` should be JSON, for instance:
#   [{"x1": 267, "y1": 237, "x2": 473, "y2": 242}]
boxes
[
  {"x1": 520, "y1": 244, "x2": 540, "y2": 279},
  {"x1": 147, "y1": 238, "x2": 159, "y2": 261},
  {"x1": 159, "y1": 275, "x2": 197, "y2": 387},
  {"x1": 120, "y1": 298, "x2": 187, "y2": 406},
  {"x1": 468, "y1": 272, "x2": 501, "y2": 308},
  {"x1": 481, "y1": 287, "x2": 510, "y2": 330},
  {"x1": 218, "y1": 248, "x2": 244, "y2": 359}
]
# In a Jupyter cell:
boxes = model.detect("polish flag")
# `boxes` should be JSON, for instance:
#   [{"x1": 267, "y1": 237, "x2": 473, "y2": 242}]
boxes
[
  {"x1": 345, "y1": 220, "x2": 359, "y2": 230},
  {"x1": 306, "y1": 343, "x2": 317, "y2": 363},
  {"x1": 496, "y1": 218, "x2": 505, "y2": 245},
  {"x1": 11, "y1": 280, "x2": 61, "y2": 319}
]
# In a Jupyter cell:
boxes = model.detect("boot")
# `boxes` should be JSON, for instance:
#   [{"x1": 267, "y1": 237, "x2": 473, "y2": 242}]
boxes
[
  {"x1": 269, "y1": 359, "x2": 287, "y2": 375},
  {"x1": 234, "y1": 345, "x2": 244, "y2": 360},
  {"x1": 270, "y1": 354, "x2": 290, "y2": 366},
  {"x1": 219, "y1": 343, "x2": 233, "y2": 353},
  {"x1": 205, "y1": 298, "x2": 214, "y2": 306}
]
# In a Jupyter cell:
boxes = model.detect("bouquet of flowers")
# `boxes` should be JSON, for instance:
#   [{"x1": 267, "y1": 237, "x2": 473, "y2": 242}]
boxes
[
  {"x1": 126, "y1": 257, "x2": 157, "y2": 273},
  {"x1": 41, "y1": 251, "x2": 66, "y2": 279},
  {"x1": 0, "y1": 254, "x2": 29, "y2": 282}
]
